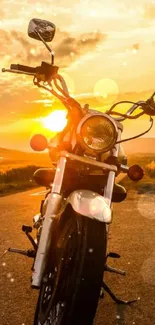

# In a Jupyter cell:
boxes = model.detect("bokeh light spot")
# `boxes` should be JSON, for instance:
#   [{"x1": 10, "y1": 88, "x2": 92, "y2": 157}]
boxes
[
  {"x1": 89, "y1": 10, "x2": 97, "y2": 17},
  {"x1": 93, "y1": 78, "x2": 119, "y2": 105},
  {"x1": 59, "y1": 72, "x2": 75, "y2": 95},
  {"x1": 140, "y1": 255, "x2": 155, "y2": 285},
  {"x1": 30, "y1": 48, "x2": 36, "y2": 55},
  {"x1": 137, "y1": 192, "x2": 155, "y2": 220},
  {"x1": 7, "y1": 273, "x2": 12, "y2": 278},
  {"x1": 36, "y1": 6, "x2": 43, "y2": 13}
]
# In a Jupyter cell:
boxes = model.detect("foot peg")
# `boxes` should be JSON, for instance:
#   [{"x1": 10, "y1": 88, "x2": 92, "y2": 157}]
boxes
[
  {"x1": 102, "y1": 281, "x2": 137, "y2": 305},
  {"x1": 22, "y1": 225, "x2": 37, "y2": 250},
  {"x1": 105, "y1": 265, "x2": 126, "y2": 276},
  {"x1": 22, "y1": 225, "x2": 32, "y2": 233},
  {"x1": 8, "y1": 248, "x2": 36, "y2": 258},
  {"x1": 105, "y1": 251, "x2": 126, "y2": 275},
  {"x1": 107, "y1": 252, "x2": 120, "y2": 259}
]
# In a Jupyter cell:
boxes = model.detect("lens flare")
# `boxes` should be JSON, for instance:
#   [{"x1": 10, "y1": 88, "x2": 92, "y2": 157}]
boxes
[
  {"x1": 94, "y1": 78, "x2": 119, "y2": 104},
  {"x1": 140, "y1": 255, "x2": 155, "y2": 285},
  {"x1": 42, "y1": 110, "x2": 68, "y2": 132},
  {"x1": 58, "y1": 72, "x2": 75, "y2": 94},
  {"x1": 137, "y1": 192, "x2": 155, "y2": 220}
]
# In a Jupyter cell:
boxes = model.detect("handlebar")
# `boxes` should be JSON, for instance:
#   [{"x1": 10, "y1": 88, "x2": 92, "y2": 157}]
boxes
[
  {"x1": 10, "y1": 64, "x2": 37, "y2": 74},
  {"x1": 2, "y1": 61, "x2": 155, "y2": 120},
  {"x1": 114, "y1": 101, "x2": 146, "y2": 121},
  {"x1": 2, "y1": 62, "x2": 59, "y2": 82},
  {"x1": 109, "y1": 97, "x2": 155, "y2": 144},
  {"x1": 2, "y1": 61, "x2": 84, "y2": 117},
  {"x1": 108, "y1": 96, "x2": 155, "y2": 120}
]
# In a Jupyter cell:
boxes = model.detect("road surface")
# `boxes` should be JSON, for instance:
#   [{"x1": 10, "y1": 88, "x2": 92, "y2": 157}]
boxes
[{"x1": 0, "y1": 184, "x2": 155, "y2": 325}]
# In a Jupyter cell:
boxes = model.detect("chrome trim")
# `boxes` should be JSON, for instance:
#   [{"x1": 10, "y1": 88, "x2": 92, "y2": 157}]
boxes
[
  {"x1": 111, "y1": 129, "x2": 122, "y2": 158},
  {"x1": 77, "y1": 112, "x2": 118, "y2": 130},
  {"x1": 33, "y1": 213, "x2": 41, "y2": 229},
  {"x1": 104, "y1": 129, "x2": 121, "y2": 206},
  {"x1": 66, "y1": 190, "x2": 112, "y2": 223},
  {"x1": 120, "y1": 164, "x2": 129, "y2": 173},
  {"x1": 104, "y1": 171, "x2": 116, "y2": 206},
  {"x1": 52, "y1": 156, "x2": 67, "y2": 193},
  {"x1": 32, "y1": 193, "x2": 62, "y2": 287},
  {"x1": 60, "y1": 151, "x2": 118, "y2": 172},
  {"x1": 33, "y1": 213, "x2": 40, "y2": 224},
  {"x1": 32, "y1": 157, "x2": 67, "y2": 287},
  {"x1": 76, "y1": 112, "x2": 118, "y2": 154}
]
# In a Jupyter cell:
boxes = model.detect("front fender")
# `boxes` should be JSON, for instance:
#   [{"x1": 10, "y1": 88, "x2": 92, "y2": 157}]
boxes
[{"x1": 66, "y1": 190, "x2": 112, "y2": 223}]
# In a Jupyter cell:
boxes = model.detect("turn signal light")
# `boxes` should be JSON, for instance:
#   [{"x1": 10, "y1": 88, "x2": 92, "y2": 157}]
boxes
[
  {"x1": 128, "y1": 164, "x2": 144, "y2": 181},
  {"x1": 30, "y1": 134, "x2": 48, "y2": 151}
]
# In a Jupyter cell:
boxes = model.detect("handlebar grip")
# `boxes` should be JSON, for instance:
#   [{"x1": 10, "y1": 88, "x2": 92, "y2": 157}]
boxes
[{"x1": 10, "y1": 64, "x2": 37, "y2": 74}]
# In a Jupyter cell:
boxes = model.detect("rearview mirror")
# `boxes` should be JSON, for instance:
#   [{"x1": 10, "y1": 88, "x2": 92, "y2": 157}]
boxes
[{"x1": 28, "y1": 18, "x2": 56, "y2": 42}]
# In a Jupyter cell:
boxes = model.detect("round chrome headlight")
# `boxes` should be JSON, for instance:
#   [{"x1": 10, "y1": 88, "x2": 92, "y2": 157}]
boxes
[{"x1": 77, "y1": 113, "x2": 118, "y2": 153}]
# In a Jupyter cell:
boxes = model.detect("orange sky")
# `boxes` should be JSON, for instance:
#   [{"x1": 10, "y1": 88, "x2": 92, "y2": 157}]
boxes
[{"x1": 0, "y1": 0, "x2": 155, "y2": 150}]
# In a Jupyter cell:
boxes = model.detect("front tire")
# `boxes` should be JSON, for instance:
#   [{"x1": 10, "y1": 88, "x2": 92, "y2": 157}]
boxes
[{"x1": 34, "y1": 205, "x2": 107, "y2": 325}]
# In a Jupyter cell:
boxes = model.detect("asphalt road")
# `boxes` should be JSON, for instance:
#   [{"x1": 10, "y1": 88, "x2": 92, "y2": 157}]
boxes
[{"x1": 0, "y1": 184, "x2": 155, "y2": 325}]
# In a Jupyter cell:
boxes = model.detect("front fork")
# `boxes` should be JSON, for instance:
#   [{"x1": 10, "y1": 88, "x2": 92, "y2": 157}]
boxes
[
  {"x1": 32, "y1": 130, "x2": 122, "y2": 288},
  {"x1": 104, "y1": 129, "x2": 122, "y2": 236},
  {"x1": 31, "y1": 157, "x2": 67, "y2": 288}
]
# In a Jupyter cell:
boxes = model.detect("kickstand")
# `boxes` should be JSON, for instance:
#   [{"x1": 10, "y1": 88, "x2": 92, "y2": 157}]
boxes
[{"x1": 102, "y1": 281, "x2": 137, "y2": 305}]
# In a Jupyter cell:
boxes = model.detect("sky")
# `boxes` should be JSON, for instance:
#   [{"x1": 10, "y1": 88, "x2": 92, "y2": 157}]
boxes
[{"x1": 0, "y1": 0, "x2": 155, "y2": 150}]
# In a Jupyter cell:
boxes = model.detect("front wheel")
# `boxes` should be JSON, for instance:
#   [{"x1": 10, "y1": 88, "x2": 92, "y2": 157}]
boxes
[{"x1": 34, "y1": 205, "x2": 107, "y2": 325}]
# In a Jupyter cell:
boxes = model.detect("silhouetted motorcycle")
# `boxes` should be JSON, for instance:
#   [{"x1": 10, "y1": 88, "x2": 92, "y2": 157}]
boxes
[{"x1": 2, "y1": 18, "x2": 155, "y2": 325}]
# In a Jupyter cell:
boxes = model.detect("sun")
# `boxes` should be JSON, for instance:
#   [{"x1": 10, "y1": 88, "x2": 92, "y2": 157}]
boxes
[{"x1": 42, "y1": 110, "x2": 68, "y2": 132}]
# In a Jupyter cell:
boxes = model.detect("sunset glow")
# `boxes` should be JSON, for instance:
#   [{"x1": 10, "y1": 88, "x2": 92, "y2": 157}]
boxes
[
  {"x1": 42, "y1": 110, "x2": 68, "y2": 132},
  {"x1": 0, "y1": 0, "x2": 155, "y2": 150}
]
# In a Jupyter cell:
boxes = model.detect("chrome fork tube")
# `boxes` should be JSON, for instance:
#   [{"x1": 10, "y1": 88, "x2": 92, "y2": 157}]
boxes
[
  {"x1": 32, "y1": 157, "x2": 67, "y2": 287},
  {"x1": 52, "y1": 157, "x2": 67, "y2": 193},
  {"x1": 104, "y1": 129, "x2": 122, "y2": 207}
]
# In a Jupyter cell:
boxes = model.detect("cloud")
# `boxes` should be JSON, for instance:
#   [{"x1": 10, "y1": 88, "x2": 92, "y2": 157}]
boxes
[
  {"x1": 0, "y1": 29, "x2": 11, "y2": 43},
  {"x1": 52, "y1": 30, "x2": 107, "y2": 68},
  {"x1": 0, "y1": 26, "x2": 106, "y2": 68},
  {"x1": 144, "y1": 3, "x2": 155, "y2": 19},
  {"x1": 55, "y1": 31, "x2": 106, "y2": 57},
  {"x1": 11, "y1": 30, "x2": 30, "y2": 48}
]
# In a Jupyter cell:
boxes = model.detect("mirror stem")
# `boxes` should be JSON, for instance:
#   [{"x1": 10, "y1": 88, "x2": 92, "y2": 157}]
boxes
[{"x1": 36, "y1": 30, "x2": 54, "y2": 64}]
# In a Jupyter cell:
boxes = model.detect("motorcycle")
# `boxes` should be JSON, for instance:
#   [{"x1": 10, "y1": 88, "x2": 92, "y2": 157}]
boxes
[{"x1": 2, "y1": 18, "x2": 155, "y2": 325}]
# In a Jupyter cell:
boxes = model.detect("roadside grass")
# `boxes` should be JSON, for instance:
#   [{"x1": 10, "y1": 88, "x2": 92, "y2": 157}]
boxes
[
  {"x1": 0, "y1": 165, "x2": 42, "y2": 196},
  {"x1": 145, "y1": 161, "x2": 155, "y2": 178},
  {"x1": 0, "y1": 150, "x2": 52, "y2": 196},
  {"x1": 0, "y1": 151, "x2": 51, "y2": 173},
  {"x1": 0, "y1": 152, "x2": 154, "y2": 196},
  {"x1": 120, "y1": 153, "x2": 155, "y2": 194}
]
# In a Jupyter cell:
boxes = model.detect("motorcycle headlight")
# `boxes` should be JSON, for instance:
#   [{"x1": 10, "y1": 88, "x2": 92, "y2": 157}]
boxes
[{"x1": 77, "y1": 113, "x2": 118, "y2": 153}]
